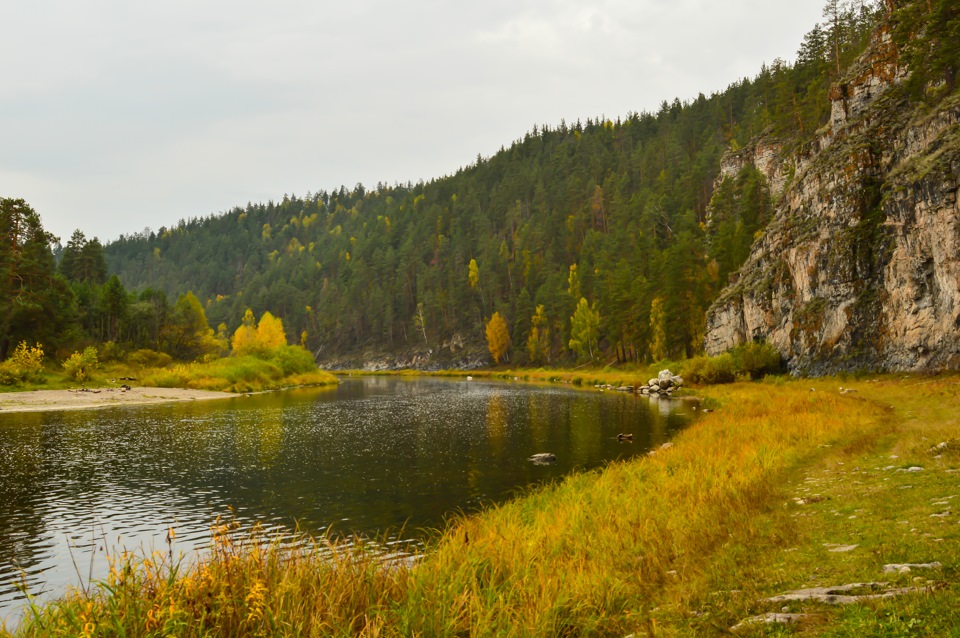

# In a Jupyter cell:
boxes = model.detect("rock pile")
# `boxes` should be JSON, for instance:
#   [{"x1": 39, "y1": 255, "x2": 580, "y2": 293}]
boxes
[
  {"x1": 639, "y1": 369, "x2": 684, "y2": 396},
  {"x1": 593, "y1": 369, "x2": 684, "y2": 396}
]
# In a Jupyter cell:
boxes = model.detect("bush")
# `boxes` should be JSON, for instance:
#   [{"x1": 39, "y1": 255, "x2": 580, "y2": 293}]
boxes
[
  {"x1": 265, "y1": 345, "x2": 317, "y2": 376},
  {"x1": 0, "y1": 341, "x2": 45, "y2": 386},
  {"x1": 732, "y1": 342, "x2": 782, "y2": 380},
  {"x1": 98, "y1": 341, "x2": 126, "y2": 363},
  {"x1": 128, "y1": 349, "x2": 174, "y2": 369},
  {"x1": 63, "y1": 347, "x2": 100, "y2": 382},
  {"x1": 683, "y1": 354, "x2": 737, "y2": 385}
]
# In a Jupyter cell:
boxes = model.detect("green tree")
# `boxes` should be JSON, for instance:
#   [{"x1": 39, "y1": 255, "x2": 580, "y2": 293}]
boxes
[
  {"x1": 568, "y1": 297, "x2": 599, "y2": 362},
  {"x1": 59, "y1": 229, "x2": 108, "y2": 284},
  {"x1": 413, "y1": 302, "x2": 428, "y2": 344},
  {"x1": 567, "y1": 264, "x2": 581, "y2": 300},
  {"x1": 59, "y1": 229, "x2": 87, "y2": 281},
  {"x1": 100, "y1": 274, "x2": 128, "y2": 342},
  {"x1": 894, "y1": 0, "x2": 960, "y2": 94},
  {"x1": 648, "y1": 296, "x2": 667, "y2": 361},
  {"x1": 160, "y1": 291, "x2": 217, "y2": 360},
  {"x1": 0, "y1": 198, "x2": 74, "y2": 360},
  {"x1": 468, "y1": 257, "x2": 486, "y2": 321},
  {"x1": 526, "y1": 304, "x2": 550, "y2": 364}
]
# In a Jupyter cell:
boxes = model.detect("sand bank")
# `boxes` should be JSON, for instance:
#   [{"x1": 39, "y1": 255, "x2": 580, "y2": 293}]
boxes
[{"x1": 0, "y1": 386, "x2": 237, "y2": 413}]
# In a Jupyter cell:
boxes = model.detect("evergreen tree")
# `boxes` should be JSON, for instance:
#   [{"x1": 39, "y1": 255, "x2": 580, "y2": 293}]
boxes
[
  {"x1": 100, "y1": 275, "x2": 128, "y2": 342},
  {"x1": 0, "y1": 198, "x2": 74, "y2": 359},
  {"x1": 894, "y1": 0, "x2": 960, "y2": 94}
]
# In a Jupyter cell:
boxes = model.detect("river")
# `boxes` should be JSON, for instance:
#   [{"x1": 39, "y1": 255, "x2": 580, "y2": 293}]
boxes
[{"x1": 0, "y1": 376, "x2": 695, "y2": 622}]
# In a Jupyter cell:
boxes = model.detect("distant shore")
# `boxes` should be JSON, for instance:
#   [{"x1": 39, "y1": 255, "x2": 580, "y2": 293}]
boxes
[{"x1": 0, "y1": 386, "x2": 237, "y2": 414}]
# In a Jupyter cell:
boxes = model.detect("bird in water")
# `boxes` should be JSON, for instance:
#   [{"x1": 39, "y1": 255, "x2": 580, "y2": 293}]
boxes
[{"x1": 617, "y1": 433, "x2": 633, "y2": 442}]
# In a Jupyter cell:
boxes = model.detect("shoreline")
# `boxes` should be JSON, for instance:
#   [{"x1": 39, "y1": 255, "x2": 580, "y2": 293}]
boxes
[{"x1": 0, "y1": 386, "x2": 238, "y2": 414}]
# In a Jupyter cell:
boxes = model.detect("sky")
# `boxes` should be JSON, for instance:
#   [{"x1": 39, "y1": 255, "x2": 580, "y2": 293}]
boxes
[{"x1": 1, "y1": 0, "x2": 826, "y2": 244}]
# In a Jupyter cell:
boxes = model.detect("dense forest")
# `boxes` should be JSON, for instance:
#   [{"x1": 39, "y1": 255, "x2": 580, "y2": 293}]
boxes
[{"x1": 5, "y1": 0, "x2": 956, "y2": 367}]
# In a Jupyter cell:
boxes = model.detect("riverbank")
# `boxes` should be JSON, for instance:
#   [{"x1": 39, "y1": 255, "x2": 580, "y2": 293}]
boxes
[
  {"x1": 6, "y1": 375, "x2": 959, "y2": 636},
  {"x1": 0, "y1": 386, "x2": 238, "y2": 413},
  {"x1": 0, "y1": 347, "x2": 340, "y2": 405}
]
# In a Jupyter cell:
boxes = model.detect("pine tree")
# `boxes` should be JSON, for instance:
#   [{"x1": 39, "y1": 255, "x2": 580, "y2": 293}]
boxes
[
  {"x1": 100, "y1": 275, "x2": 128, "y2": 343},
  {"x1": 894, "y1": 0, "x2": 960, "y2": 94},
  {"x1": 0, "y1": 198, "x2": 73, "y2": 359}
]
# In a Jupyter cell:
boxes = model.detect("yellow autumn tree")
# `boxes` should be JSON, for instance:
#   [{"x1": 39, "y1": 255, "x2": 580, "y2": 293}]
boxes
[
  {"x1": 232, "y1": 310, "x2": 288, "y2": 355},
  {"x1": 526, "y1": 304, "x2": 550, "y2": 364},
  {"x1": 231, "y1": 309, "x2": 258, "y2": 355},
  {"x1": 256, "y1": 311, "x2": 287, "y2": 350},
  {"x1": 485, "y1": 311, "x2": 511, "y2": 364}
]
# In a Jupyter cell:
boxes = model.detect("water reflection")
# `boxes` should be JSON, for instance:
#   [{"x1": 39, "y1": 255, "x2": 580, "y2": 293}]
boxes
[{"x1": 0, "y1": 377, "x2": 695, "y2": 621}]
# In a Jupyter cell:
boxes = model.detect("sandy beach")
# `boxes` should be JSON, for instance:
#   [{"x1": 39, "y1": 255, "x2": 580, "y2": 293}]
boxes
[{"x1": 0, "y1": 386, "x2": 237, "y2": 413}]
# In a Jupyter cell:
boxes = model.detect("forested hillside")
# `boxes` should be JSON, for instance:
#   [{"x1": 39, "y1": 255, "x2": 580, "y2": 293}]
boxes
[{"x1": 96, "y1": 1, "x2": 887, "y2": 365}]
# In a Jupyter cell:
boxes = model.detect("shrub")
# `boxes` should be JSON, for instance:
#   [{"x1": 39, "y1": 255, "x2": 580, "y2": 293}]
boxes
[
  {"x1": 63, "y1": 347, "x2": 100, "y2": 382},
  {"x1": 0, "y1": 341, "x2": 45, "y2": 385},
  {"x1": 265, "y1": 345, "x2": 317, "y2": 376},
  {"x1": 732, "y1": 342, "x2": 783, "y2": 380},
  {"x1": 683, "y1": 354, "x2": 737, "y2": 385},
  {"x1": 128, "y1": 349, "x2": 174, "y2": 369},
  {"x1": 98, "y1": 341, "x2": 126, "y2": 363}
]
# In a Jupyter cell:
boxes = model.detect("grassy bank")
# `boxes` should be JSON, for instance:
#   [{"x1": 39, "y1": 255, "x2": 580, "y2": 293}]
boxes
[
  {"x1": 134, "y1": 348, "x2": 338, "y2": 393},
  {"x1": 7, "y1": 376, "x2": 959, "y2": 636},
  {"x1": 345, "y1": 341, "x2": 781, "y2": 390},
  {"x1": 347, "y1": 364, "x2": 675, "y2": 390},
  {"x1": 0, "y1": 346, "x2": 338, "y2": 395}
]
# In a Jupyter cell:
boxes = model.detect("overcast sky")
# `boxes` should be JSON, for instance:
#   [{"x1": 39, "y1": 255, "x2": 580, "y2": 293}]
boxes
[{"x1": 1, "y1": 0, "x2": 824, "y2": 244}]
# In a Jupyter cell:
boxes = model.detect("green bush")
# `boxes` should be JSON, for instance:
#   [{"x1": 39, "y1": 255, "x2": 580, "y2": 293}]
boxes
[
  {"x1": 264, "y1": 345, "x2": 317, "y2": 376},
  {"x1": 0, "y1": 342, "x2": 45, "y2": 386},
  {"x1": 98, "y1": 341, "x2": 126, "y2": 363},
  {"x1": 128, "y1": 349, "x2": 174, "y2": 369},
  {"x1": 63, "y1": 347, "x2": 100, "y2": 382},
  {"x1": 683, "y1": 354, "x2": 737, "y2": 385},
  {"x1": 731, "y1": 342, "x2": 782, "y2": 380}
]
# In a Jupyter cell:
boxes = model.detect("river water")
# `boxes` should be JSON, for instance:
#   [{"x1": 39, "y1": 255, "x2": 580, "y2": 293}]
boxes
[{"x1": 0, "y1": 376, "x2": 695, "y2": 622}]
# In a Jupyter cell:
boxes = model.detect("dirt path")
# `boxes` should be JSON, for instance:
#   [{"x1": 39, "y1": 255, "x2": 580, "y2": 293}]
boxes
[{"x1": 0, "y1": 386, "x2": 237, "y2": 413}]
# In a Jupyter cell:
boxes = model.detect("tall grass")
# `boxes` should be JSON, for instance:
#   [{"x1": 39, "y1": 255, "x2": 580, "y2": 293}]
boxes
[
  {"x1": 137, "y1": 346, "x2": 337, "y2": 393},
  {"x1": 7, "y1": 380, "x2": 891, "y2": 637}
]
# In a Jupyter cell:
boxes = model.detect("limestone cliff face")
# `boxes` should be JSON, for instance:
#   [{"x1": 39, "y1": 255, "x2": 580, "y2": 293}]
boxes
[{"x1": 704, "y1": 30, "x2": 960, "y2": 374}]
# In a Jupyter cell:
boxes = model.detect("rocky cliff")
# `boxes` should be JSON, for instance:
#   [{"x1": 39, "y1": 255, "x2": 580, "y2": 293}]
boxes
[{"x1": 704, "y1": 28, "x2": 960, "y2": 374}]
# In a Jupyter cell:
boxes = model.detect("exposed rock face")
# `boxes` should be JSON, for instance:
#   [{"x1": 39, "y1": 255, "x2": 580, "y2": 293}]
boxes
[
  {"x1": 717, "y1": 136, "x2": 790, "y2": 199},
  {"x1": 317, "y1": 334, "x2": 490, "y2": 371},
  {"x1": 705, "y1": 29, "x2": 960, "y2": 374}
]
